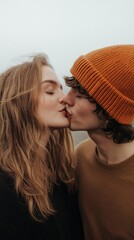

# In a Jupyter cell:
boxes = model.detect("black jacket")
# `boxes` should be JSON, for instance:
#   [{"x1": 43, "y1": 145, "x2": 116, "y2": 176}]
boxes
[{"x1": 0, "y1": 169, "x2": 83, "y2": 240}]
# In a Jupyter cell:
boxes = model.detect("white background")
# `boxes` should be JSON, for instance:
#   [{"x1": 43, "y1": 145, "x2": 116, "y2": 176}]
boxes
[{"x1": 0, "y1": 0, "x2": 134, "y2": 144}]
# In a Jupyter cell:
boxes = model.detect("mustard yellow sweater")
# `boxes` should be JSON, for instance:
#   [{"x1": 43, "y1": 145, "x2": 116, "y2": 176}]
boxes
[{"x1": 75, "y1": 139, "x2": 134, "y2": 240}]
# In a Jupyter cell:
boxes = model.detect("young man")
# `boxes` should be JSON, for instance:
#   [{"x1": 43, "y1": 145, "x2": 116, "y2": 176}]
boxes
[{"x1": 63, "y1": 45, "x2": 134, "y2": 240}]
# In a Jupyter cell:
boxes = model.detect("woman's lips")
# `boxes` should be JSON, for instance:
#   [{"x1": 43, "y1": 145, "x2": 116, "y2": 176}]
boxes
[{"x1": 59, "y1": 108, "x2": 68, "y2": 117}]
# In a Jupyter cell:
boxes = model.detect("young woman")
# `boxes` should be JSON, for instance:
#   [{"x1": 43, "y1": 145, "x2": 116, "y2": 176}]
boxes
[{"x1": 0, "y1": 54, "x2": 83, "y2": 240}]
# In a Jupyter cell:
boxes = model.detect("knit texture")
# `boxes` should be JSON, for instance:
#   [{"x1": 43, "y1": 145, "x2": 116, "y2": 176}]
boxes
[{"x1": 70, "y1": 45, "x2": 134, "y2": 125}]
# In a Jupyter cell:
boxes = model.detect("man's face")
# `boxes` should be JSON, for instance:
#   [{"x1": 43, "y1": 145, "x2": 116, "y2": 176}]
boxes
[{"x1": 63, "y1": 88, "x2": 104, "y2": 133}]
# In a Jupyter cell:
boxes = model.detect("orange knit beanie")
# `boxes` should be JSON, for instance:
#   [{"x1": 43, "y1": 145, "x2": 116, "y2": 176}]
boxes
[{"x1": 70, "y1": 45, "x2": 134, "y2": 125}]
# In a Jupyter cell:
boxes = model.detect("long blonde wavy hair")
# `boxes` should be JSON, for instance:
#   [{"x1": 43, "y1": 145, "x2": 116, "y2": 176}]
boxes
[{"x1": 0, "y1": 54, "x2": 74, "y2": 220}]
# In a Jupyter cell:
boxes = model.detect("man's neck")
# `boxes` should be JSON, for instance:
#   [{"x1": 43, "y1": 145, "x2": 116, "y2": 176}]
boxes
[{"x1": 88, "y1": 131, "x2": 134, "y2": 165}]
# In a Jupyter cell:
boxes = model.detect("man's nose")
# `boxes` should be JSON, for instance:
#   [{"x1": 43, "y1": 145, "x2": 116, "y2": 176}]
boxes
[{"x1": 62, "y1": 93, "x2": 74, "y2": 106}]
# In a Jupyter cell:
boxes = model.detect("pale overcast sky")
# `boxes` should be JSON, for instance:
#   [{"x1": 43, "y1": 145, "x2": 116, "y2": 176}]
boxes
[{"x1": 0, "y1": 0, "x2": 134, "y2": 143}]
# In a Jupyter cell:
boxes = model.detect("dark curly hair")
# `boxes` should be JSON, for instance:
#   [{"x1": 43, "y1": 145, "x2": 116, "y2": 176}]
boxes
[{"x1": 64, "y1": 76, "x2": 134, "y2": 144}]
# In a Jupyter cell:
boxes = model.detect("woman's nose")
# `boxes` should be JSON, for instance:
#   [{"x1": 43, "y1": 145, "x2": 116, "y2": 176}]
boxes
[{"x1": 58, "y1": 91, "x2": 65, "y2": 103}]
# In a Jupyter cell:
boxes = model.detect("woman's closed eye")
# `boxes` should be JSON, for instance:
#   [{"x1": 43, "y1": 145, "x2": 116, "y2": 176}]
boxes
[
  {"x1": 43, "y1": 86, "x2": 55, "y2": 94},
  {"x1": 45, "y1": 91, "x2": 54, "y2": 94}
]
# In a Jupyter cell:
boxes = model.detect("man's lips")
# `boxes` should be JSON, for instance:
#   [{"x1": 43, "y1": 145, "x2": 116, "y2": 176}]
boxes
[{"x1": 66, "y1": 110, "x2": 72, "y2": 119}]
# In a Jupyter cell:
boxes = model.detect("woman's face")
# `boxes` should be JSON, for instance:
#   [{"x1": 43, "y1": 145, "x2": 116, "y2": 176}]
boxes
[{"x1": 37, "y1": 66, "x2": 69, "y2": 128}]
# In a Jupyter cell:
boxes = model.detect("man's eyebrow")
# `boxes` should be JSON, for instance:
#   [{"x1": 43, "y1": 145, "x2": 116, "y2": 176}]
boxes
[{"x1": 42, "y1": 80, "x2": 63, "y2": 89}]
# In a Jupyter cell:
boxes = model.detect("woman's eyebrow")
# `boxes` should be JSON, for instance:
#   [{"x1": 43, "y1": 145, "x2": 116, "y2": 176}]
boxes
[{"x1": 42, "y1": 80, "x2": 63, "y2": 89}]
